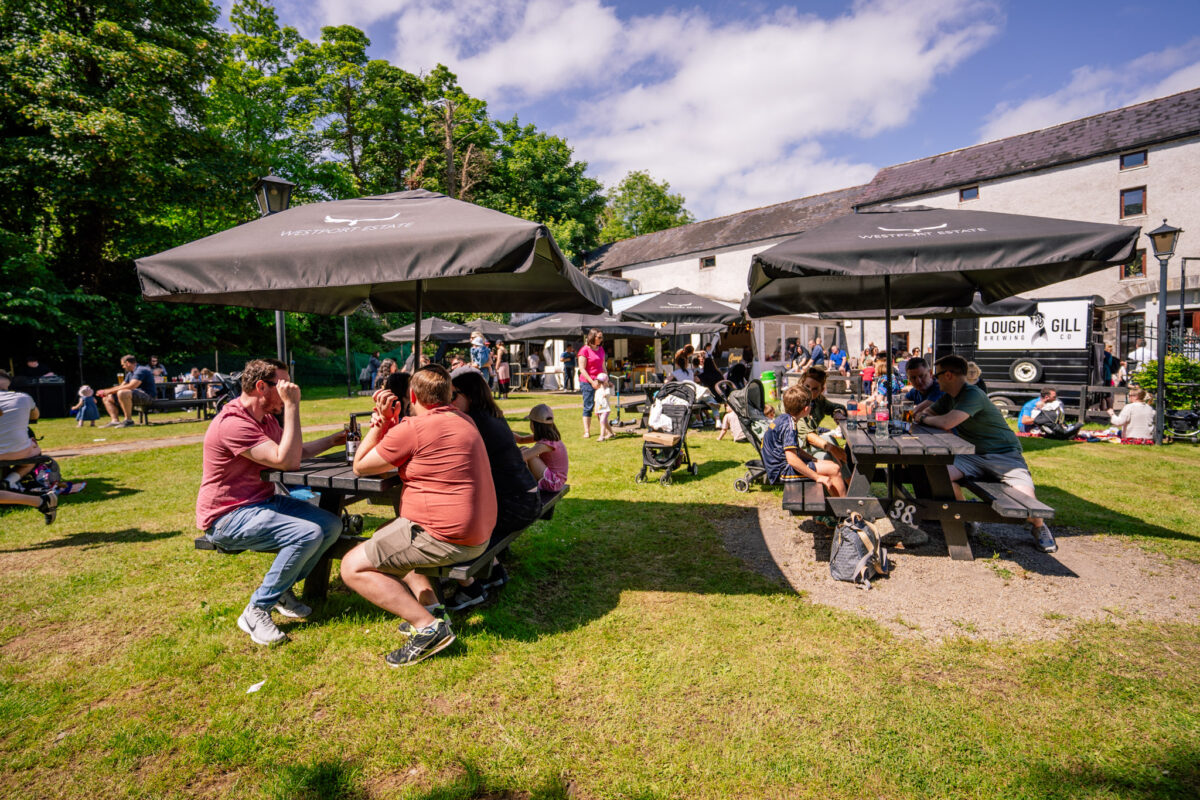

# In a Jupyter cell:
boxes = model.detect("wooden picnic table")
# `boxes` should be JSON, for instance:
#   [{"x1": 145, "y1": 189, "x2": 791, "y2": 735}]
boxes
[
  {"x1": 261, "y1": 456, "x2": 402, "y2": 602},
  {"x1": 837, "y1": 423, "x2": 1053, "y2": 561}
]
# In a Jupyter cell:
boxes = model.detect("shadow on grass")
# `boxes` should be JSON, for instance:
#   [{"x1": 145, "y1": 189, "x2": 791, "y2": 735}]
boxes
[
  {"x1": 57, "y1": 476, "x2": 140, "y2": 505},
  {"x1": 1037, "y1": 484, "x2": 1200, "y2": 547},
  {"x1": 321, "y1": 498, "x2": 787, "y2": 641},
  {"x1": 0, "y1": 527, "x2": 181, "y2": 553},
  {"x1": 262, "y1": 757, "x2": 365, "y2": 800},
  {"x1": 1016, "y1": 743, "x2": 1200, "y2": 799}
]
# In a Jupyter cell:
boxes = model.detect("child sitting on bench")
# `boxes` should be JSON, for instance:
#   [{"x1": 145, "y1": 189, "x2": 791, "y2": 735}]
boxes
[
  {"x1": 762, "y1": 385, "x2": 846, "y2": 498},
  {"x1": 517, "y1": 403, "x2": 569, "y2": 492}
]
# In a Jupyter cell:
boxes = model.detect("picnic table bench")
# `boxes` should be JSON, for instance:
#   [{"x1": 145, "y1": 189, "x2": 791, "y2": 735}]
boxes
[
  {"x1": 193, "y1": 455, "x2": 567, "y2": 601},
  {"x1": 783, "y1": 423, "x2": 1055, "y2": 561},
  {"x1": 138, "y1": 396, "x2": 221, "y2": 425}
]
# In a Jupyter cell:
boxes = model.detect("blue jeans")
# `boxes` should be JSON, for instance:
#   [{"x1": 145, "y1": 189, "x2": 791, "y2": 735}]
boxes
[
  {"x1": 580, "y1": 381, "x2": 595, "y2": 417},
  {"x1": 207, "y1": 495, "x2": 342, "y2": 609}
]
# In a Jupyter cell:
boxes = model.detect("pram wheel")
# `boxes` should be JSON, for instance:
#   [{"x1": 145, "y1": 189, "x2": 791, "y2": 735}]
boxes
[
  {"x1": 688, "y1": 463, "x2": 699, "y2": 476},
  {"x1": 635, "y1": 468, "x2": 647, "y2": 484},
  {"x1": 659, "y1": 472, "x2": 673, "y2": 485},
  {"x1": 734, "y1": 478, "x2": 750, "y2": 493}
]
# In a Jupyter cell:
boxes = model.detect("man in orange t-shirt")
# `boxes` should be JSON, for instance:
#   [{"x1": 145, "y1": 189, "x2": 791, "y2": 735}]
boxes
[{"x1": 342, "y1": 365, "x2": 496, "y2": 667}]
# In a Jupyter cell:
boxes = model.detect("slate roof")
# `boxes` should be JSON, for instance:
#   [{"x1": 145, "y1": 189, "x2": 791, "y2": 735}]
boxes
[
  {"x1": 583, "y1": 185, "x2": 863, "y2": 274},
  {"x1": 854, "y1": 87, "x2": 1200, "y2": 207}
]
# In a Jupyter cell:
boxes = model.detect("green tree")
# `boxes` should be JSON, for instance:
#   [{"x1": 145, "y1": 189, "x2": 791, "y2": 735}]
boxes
[
  {"x1": 412, "y1": 65, "x2": 494, "y2": 200},
  {"x1": 598, "y1": 170, "x2": 695, "y2": 243},
  {"x1": 477, "y1": 117, "x2": 605, "y2": 260}
]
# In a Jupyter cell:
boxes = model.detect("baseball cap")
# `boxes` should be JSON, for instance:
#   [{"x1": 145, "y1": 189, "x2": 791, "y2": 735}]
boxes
[
  {"x1": 523, "y1": 403, "x2": 554, "y2": 423},
  {"x1": 597, "y1": 372, "x2": 608, "y2": 382}
]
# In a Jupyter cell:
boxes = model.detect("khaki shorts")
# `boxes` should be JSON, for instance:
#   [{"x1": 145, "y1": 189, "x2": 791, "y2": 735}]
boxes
[
  {"x1": 953, "y1": 451, "x2": 1034, "y2": 490},
  {"x1": 362, "y1": 517, "x2": 487, "y2": 576}
]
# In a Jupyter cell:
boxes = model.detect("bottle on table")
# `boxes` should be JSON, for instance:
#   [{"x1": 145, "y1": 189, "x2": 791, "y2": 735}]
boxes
[
  {"x1": 345, "y1": 416, "x2": 361, "y2": 462},
  {"x1": 875, "y1": 407, "x2": 890, "y2": 438}
]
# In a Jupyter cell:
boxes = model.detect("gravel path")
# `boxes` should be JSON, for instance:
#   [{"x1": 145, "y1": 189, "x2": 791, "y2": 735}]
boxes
[{"x1": 722, "y1": 500, "x2": 1200, "y2": 641}]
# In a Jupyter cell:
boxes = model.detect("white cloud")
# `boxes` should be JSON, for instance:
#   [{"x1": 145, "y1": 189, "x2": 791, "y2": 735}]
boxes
[
  {"x1": 276, "y1": 0, "x2": 1002, "y2": 218},
  {"x1": 978, "y1": 38, "x2": 1200, "y2": 143}
]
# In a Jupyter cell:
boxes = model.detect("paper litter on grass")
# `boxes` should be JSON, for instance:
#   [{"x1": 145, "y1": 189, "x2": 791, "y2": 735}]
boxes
[{"x1": 246, "y1": 680, "x2": 266, "y2": 694}]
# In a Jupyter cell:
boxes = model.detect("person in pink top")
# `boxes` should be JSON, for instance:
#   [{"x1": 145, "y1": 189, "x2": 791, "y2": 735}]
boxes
[
  {"x1": 198, "y1": 358, "x2": 347, "y2": 647},
  {"x1": 517, "y1": 403, "x2": 569, "y2": 491},
  {"x1": 342, "y1": 365, "x2": 497, "y2": 667},
  {"x1": 576, "y1": 328, "x2": 607, "y2": 438}
]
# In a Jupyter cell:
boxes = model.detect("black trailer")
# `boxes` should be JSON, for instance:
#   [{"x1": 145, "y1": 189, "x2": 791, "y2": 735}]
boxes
[{"x1": 934, "y1": 295, "x2": 1116, "y2": 419}]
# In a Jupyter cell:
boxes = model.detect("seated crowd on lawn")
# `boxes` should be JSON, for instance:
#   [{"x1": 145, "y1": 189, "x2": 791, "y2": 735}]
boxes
[{"x1": 197, "y1": 358, "x2": 568, "y2": 667}]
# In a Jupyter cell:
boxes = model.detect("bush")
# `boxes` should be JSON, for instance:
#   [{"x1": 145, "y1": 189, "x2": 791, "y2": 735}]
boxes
[{"x1": 1131, "y1": 354, "x2": 1200, "y2": 408}]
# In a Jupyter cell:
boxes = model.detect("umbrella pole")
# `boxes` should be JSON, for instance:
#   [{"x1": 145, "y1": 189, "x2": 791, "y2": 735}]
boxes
[
  {"x1": 344, "y1": 316, "x2": 352, "y2": 398},
  {"x1": 413, "y1": 280, "x2": 423, "y2": 372},
  {"x1": 885, "y1": 274, "x2": 894, "y2": 505}
]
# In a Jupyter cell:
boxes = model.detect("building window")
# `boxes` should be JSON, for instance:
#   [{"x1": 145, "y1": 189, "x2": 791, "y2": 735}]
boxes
[
  {"x1": 1120, "y1": 150, "x2": 1147, "y2": 170},
  {"x1": 1120, "y1": 187, "x2": 1146, "y2": 218},
  {"x1": 1120, "y1": 249, "x2": 1145, "y2": 280},
  {"x1": 699, "y1": 255, "x2": 716, "y2": 270},
  {"x1": 959, "y1": 186, "x2": 979, "y2": 202}
]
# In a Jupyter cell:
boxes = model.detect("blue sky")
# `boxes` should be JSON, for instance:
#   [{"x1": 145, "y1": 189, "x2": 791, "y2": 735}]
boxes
[{"x1": 263, "y1": 0, "x2": 1200, "y2": 219}]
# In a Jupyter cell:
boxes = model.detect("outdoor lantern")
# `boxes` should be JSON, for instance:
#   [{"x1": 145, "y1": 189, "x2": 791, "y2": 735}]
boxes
[
  {"x1": 1148, "y1": 219, "x2": 1182, "y2": 259},
  {"x1": 252, "y1": 174, "x2": 295, "y2": 217}
]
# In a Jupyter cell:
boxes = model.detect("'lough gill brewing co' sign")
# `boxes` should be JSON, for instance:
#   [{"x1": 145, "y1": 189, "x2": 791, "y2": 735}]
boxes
[{"x1": 977, "y1": 300, "x2": 1090, "y2": 351}]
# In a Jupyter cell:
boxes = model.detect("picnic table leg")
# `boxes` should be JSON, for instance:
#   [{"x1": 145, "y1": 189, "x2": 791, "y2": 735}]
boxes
[
  {"x1": 301, "y1": 490, "x2": 347, "y2": 603},
  {"x1": 923, "y1": 464, "x2": 974, "y2": 561}
]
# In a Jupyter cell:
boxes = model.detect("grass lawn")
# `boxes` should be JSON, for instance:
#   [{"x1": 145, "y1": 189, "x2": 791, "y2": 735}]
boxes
[{"x1": 3, "y1": 394, "x2": 1199, "y2": 798}]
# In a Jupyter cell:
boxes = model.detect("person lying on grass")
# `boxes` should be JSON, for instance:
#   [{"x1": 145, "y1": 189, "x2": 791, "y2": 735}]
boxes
[
  {"x1": 198, "y1": 358, "x2": 347, "y2": 647},
  {"x1": 343, "y1": 365, "x2": 497, "y2": 667},
  {"x1": 762, "y1": 385, "x2": 847, "y2": 502}
]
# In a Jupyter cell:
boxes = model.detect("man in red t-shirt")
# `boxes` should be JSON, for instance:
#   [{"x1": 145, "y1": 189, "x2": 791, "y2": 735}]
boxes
[
  {"x1": 198, "y1": 359, "x2": 347, "y2": 646},
  {"x1": 342, "y1": 365, "x2": 497, "y2": 667}
]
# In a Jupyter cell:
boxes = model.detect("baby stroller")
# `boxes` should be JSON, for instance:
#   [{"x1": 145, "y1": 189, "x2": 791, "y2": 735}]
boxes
[
  {"x1": 635, "y1": 381, "x2": 698, "y2": 485},
  {"x1": 726, "y1": 379, "x2": 776, "y2": 492}
]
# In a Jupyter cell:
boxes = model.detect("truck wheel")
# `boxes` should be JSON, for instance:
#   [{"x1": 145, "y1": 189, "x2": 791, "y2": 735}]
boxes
[
  {"x1": 1009, "y1": 358, "x2": 1043, "y2": 383},
  {"x1": 990, "y1": 395, "x2": 1017, "y2": 417}
]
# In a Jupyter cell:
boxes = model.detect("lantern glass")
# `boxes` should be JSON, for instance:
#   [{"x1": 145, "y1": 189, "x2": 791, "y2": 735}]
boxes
[
  {"x1": 1147, "y1": 219, "x2": 1182, "y2": 259},
  {"x1": 252, "y1": 175, "x2": 295, "y2": 216}
]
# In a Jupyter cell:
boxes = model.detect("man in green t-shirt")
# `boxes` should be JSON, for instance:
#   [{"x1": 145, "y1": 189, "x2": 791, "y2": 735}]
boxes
[{"x1": 914, "y1": 354, "x2": 1056, "y2": 553}]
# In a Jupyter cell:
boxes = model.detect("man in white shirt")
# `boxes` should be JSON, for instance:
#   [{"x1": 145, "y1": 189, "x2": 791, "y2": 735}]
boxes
[
  {"x1": 1127, "y1": 338, "x2": 1153, "y2": 371},
  {"x1": 0, "y1": 369, "x2": 57, "y2": 523}
]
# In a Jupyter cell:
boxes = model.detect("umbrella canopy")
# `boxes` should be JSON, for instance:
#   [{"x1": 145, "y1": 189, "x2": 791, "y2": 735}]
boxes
[
  {"x1": 505, "y1": 313, "x2": 658, "y2": 340},
  {"x1": 619, "y1": 287, "x2": 740, "y2": 324},
  {"x1": 462, "y1": 318, "x2": 514, "y2": 339},
  {"x1": 382, "y1": 317, "x2": 471, "y2": 343},
  {"x1": 136, "y1": 189, "x2": 610, "y2": 315},
  {"x1": 746, "y1": 206, "x2": 1140, "y2": 316},
  {"x1": 817, "y1": 292, "x2": 1039, "y2": 320}
]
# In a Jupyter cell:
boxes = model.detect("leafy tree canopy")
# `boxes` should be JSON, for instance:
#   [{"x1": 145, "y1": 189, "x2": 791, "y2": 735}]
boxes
[{"x1": 599, "y1": 170, "x2": 695, "y2": 243}]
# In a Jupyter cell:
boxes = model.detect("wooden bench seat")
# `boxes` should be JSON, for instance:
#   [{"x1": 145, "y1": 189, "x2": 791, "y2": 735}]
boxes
[
  {"x1": 194, "y1": 487, "x2": 568, "y2": 588},
  {"x1": 781, "y1": 478, "x2": 827, "y2": 516},
  {"x1": 961, "y1": 480, "x2": 1055, "y2": 520},
  {"x1": 138, "y1": 397, "x2": 219, "y2": 425}
]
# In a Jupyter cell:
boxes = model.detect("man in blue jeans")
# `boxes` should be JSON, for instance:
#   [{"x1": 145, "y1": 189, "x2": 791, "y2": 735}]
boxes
[{"x1": 197, "y1": 358, "x2": 347, "y2": 646}]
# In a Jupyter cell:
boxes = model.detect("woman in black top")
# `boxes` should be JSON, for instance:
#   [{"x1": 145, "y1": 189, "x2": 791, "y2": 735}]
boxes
[{"x1": 446, "y1": 370, "x2": 542, "y2": 609}]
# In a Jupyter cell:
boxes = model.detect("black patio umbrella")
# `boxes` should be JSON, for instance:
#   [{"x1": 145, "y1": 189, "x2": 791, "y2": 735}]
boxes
[
  {"x1": 505, "y1": 313, "x2": 658, "y2": 340},
  {"x1": 619, "y1": 287, "x2": 740, "y2": 351},
  {"x1": 462, "y1": 318, "x2": 514, "y2": 340},
  {"x1": 382, "y1": 317, "x2": 470, "y2": 343},
  {"x1": 746, "y1": 205, "x2": 1139, "y2": 423},
  {"x1": 136, "y1": 189, "x2": 610, "y2": 358},
  {"x1": 816, "y1": 292, "x2": 1038, "y2": 321}
]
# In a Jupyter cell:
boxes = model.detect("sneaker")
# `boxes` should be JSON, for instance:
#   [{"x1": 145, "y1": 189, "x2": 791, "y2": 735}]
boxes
[
  {"x1": 398, "y1": 604, "x2": 446, "y2": 636},
  {"x1": 1033, "y1": 524, "x2": 1058, "y2": 554},
  {"x1": 1, "y1": 476, "x2": 20, "y2": 493},
  {"x1": 119, "y1": 419, "x2": 135, "y2": 428},
  {"x1": 273, "y1": 589, "x2": 311, "y2": 619},
  {"x1": 445, "y1": 581, "x2": 488, "y2": 612},
  {"x1": 385, "y1": 619, "x2": 456, "y2": 667},
  {"x1": 237, "y1": 605, "x2": 288, "y2": 646},
  {"x1": 102, "y1": 420, "x2": 123, "y2": 428},
  {"x1": 37, "y1": 492, "x2": 58, "y2": 525},
  {"x1": 483, "y1": 563, "x2": 509, "y2": 590}
]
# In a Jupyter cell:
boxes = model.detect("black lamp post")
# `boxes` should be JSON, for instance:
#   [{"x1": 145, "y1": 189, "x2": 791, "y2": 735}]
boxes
[
  {"x1": 253, "y1": 175, "x2": 295, "y2": 361},
  {"x1": 1147, "y1": 219, "x2": 1182, "y2": 445}
]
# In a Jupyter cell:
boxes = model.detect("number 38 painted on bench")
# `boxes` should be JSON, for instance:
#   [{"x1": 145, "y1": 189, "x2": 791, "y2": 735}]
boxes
[{"x1": 889, "y1": 500, "x2": 917, "y2": 525}]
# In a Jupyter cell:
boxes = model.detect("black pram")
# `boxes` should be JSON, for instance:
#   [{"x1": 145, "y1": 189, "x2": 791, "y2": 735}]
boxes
[
  {"x1": 635, "y1": 381, "x2": 698, "y2": 485},
  {"x1": 725, "y1": 379, "x2": 777, "y2": 492}
]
